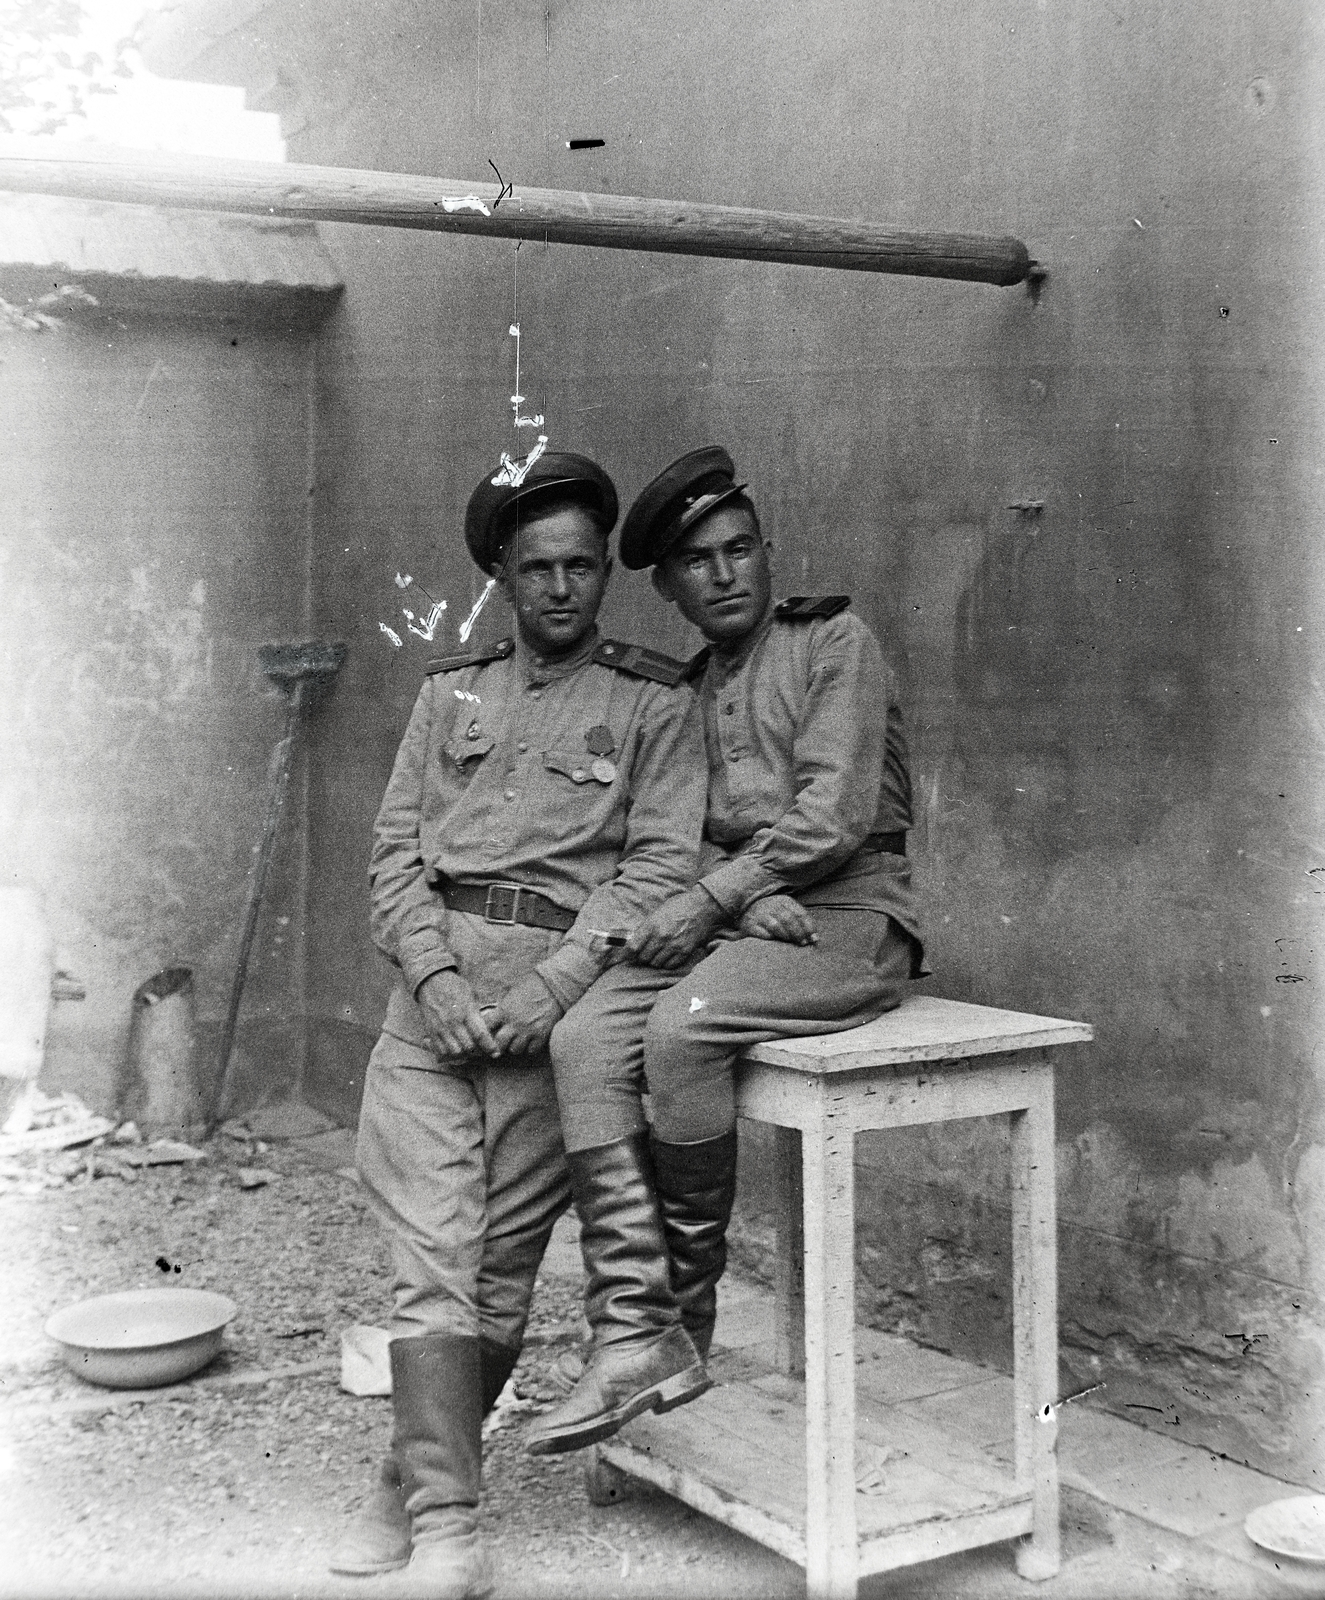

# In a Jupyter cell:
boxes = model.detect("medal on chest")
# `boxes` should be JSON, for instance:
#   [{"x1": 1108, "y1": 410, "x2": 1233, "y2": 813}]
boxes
[{"x1": 585, "y1": 724, "x2": 617, "y2": 784}]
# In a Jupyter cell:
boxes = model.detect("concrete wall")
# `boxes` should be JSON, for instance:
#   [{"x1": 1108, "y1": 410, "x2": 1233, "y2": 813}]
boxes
[
  {"x1": 151, "y1": 0, "x2": 1323, "y2": 1480},
  {"x1": 0, "y1": 287, "x2": 324, "y2": 1119}
]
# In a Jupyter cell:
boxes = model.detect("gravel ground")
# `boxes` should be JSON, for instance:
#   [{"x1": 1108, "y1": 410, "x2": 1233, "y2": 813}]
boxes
[
  {"x1": 0, "y1": 1124, "x2": 801, "y2": 1600},
  {"x1": 0, "y1": 1120, "x2": 1263, "y2": 1600}
]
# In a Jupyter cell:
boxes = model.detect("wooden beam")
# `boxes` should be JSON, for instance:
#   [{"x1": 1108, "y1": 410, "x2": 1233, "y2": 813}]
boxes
[{"x1": 0, "y1": 147, "x2": 1031, "y2": 287}]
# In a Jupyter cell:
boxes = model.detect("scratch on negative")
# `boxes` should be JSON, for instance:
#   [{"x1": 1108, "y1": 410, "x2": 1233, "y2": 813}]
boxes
[
  {"x1": 689, "y1": 997, "x2": 707, "y2": 1014},
  {"x1": 379, "y1": 622, "x2": 404, "y2": 648},
  {"x1": 133, "y1": 359, "x2": 166, "y2": 419}
]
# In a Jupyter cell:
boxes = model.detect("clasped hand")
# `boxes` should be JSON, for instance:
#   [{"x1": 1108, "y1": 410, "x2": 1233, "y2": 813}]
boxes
[
  {"x1": 737, "y1": 893, "x2": 818, "y2": 945},
  {"x1": 417, "y1": 970, "x2": 562, "y2": 1059},
  {"x1": 625, "y1": 884, "x2": 726, "y2": 970}
]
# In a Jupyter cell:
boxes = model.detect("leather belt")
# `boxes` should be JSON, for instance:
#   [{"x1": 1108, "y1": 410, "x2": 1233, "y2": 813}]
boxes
[
  {"x1": 861, "y1": 830, "x2": 906, "y2": 856},
  {"x1": 438, "y1": 881, "x2": 577, "y2": 932}
]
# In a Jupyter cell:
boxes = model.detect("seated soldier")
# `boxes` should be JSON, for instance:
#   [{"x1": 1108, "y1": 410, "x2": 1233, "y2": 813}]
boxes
[{"x1": 530, "y1": 446, "x2": 924, "y2": 1457}]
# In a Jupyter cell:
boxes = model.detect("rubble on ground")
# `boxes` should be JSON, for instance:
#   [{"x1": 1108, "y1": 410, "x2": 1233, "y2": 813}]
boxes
[{"x1": 0, "y1": 1091, "x2": 206, "y2": 1194}]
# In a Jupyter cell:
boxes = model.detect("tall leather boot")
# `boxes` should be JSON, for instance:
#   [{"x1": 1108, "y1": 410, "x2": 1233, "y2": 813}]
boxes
[
  {"x1": 390, "y1": 1333, "x2": 492, "y2": 1599},
  {"x1": 650, "y1": 1129, "x2": 739, "y2": 1358},
  {"x1": 328, "y1": 1334, "x2": 519, "y2": 1579},
  {"x1": 480, "y1": 1334, "x2": 521, "y2": 1413},
  {"x1": 526, "y1": 1135, "x2": 710, "y2": 1456}
]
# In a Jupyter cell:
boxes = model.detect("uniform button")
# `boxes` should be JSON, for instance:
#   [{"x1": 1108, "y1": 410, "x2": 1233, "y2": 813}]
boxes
[
  {"x1": 724, "y1": 703, "x2": 735, "y2": 714},
  {"x1": 504, "y1": 789, "x2": 516, "y2": 801},
  {"x1": 517, "y1": 742, "x2": 529, "y2": 754},
  {"x1": 572, "y1": 769, "x2": 587, "y2": 783},
  {"x1": 529, "y1": 689, "x2": 542, "y2": 700}
]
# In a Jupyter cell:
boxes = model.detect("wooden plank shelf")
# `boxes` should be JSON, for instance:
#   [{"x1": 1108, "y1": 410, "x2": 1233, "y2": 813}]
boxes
[{"x1": 603, "y1": 1341, "x2": 1033, "y2": 1579}]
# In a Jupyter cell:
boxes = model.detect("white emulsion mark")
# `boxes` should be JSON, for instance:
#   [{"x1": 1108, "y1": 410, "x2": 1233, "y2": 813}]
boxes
[
  {"x1": 458, "y1": 579, "x2": 497, "y2": 643},
  {"x1": 405, "y1": 601, "x2": 447, "y2": 642},
  {"x1": 441, "y1": 195, "x2": 491, "y2": 216},
  {"x1": 490, "y1": 435, "x2": 548, "y2": 488}
]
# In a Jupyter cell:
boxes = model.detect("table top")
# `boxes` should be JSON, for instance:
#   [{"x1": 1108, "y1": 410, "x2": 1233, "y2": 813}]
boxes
[{"x1": 739, "y1": 995, "x2": 1093, "y2": 1074}]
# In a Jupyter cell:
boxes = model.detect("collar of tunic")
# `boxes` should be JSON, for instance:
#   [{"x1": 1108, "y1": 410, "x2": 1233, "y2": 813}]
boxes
[
  {"x1": 515, "y1": 625, "x2": 602, "y2": 685},
  {"x1": 703, "y1": 604, "x2": 776, "y2": 680}
]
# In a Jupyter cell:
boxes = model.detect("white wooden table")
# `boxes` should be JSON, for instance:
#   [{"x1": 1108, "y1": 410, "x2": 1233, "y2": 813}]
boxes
[{"x1": 596, "y1": 995, "x2": 1093, "y2": 1600}]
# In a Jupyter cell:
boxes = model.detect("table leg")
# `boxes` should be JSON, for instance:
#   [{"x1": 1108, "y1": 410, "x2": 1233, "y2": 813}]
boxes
[
  {"x1": 1010, "y1": 1060, "x2": 1060, "y2": 1581},
  {"x1": 802, "y1": 1103, "x2": 857, "y2": 1600},
  {"x1": 773, "y1": 1124, "x2": 805, "y2": 1377}
]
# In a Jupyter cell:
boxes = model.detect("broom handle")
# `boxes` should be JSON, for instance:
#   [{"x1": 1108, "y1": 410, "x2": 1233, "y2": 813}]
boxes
[{"x1": 215, "y1": 681, "x2": 307, "y2": 1121}]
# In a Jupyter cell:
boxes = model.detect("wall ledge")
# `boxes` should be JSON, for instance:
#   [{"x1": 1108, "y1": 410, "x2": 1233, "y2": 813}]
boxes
[{"x1": 0, "y1": 191, "x2": 342, "y2": 324}]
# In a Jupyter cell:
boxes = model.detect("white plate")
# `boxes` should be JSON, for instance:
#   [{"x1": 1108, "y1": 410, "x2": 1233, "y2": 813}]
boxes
[{"x1": 1244, "y1": 1496, "x2": 1325, "y2": 1564}]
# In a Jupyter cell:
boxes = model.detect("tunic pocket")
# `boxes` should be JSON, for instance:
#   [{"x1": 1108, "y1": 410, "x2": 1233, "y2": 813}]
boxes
[{"x1": 542, "y1": 749, "x2": 596, "y2": 786}]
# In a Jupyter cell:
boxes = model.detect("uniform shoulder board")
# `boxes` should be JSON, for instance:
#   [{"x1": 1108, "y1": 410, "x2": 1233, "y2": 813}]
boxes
[
  {"x1": 425, "y1": 637, "x2": 514, "y2": 675},
  {"x1": 594, "y1": 639, "x2": 687, "y2": 687},
  {"x1": 682, "y1": 647, "x2": 711, "y2": 682},
  {"x1": 774, "y1": 595, "x2": 852, "y2": 621}
]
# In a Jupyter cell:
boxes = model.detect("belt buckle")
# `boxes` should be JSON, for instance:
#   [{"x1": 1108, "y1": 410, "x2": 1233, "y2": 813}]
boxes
[{"x1": 483, "y1": 883, "x2": 524, "y2": 925}]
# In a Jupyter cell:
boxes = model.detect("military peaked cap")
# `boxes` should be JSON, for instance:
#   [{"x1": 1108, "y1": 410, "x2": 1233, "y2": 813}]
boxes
[
  {"x1": 618, "y1": 446, "x2": 750, "y2": 570},
  {"x1": 464, "y1": 451, "x2": 618, "y2": 575}
]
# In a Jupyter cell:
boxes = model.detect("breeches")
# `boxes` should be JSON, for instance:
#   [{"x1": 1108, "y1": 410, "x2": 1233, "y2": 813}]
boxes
[
  {"x1": 550, "y1": 908, "x2": 915, "y2": 1150},
  {"x1": 356, "y1": 915, "x2": 572, "y2": 1349}
]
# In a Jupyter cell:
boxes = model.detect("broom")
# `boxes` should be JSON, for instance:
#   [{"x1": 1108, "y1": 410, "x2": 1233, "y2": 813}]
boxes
[{"x1": 214, "y1": 640, "x2": 346, "y2": 1125}]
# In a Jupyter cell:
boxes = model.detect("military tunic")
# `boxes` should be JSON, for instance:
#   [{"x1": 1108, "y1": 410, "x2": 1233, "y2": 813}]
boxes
[
  {"x1": 693, "y1": 603, "x2": 920, "y2": 938},
  {"x1": 550, "y1": 600, "x2": 925, "y2": 1150},
  {"x1": 358, "y1": 626, "x2": 705, "y2": 1350}
]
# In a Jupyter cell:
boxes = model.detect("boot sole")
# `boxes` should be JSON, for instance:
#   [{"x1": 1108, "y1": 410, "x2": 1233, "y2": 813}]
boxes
[
  {"x1": 327, "y1": 1552, "x2": 412, "y2": 1576},
  {"x1": 526, "y1": 1362, "x2": 712, "y2": 1456}
]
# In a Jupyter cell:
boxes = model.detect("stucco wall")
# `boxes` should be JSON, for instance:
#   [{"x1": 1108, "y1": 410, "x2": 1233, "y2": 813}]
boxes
[
  {"x1": 152, "y1": 0, "x2": 1324, "y2": 1480},
  {"x1": 0, "y1": 295, "x2": 323, "y2": 1118}
]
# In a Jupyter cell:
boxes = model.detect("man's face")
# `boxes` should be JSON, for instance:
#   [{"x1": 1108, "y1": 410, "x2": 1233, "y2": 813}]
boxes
[
  {"x1": 497, "y1": 506, "x2": 611, "y2": 657},
  {"x1": 654, "y1": 503, "x2": 772, "y2": 646}
]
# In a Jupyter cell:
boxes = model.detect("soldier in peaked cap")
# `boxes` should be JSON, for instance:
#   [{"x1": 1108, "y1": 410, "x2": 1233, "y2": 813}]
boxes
[
  {"x1": 334, "y1": 450, "x2": 710, "y2": 1595},
  {"x1": 531, "y1": 447, "x2": 925, "y2": 1455}
]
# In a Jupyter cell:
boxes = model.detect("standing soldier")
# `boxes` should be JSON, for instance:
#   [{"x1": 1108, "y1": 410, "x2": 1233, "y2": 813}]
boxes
[
  {"x1": 334, "y1": 452, "x2": 707, "y2": 1596},
  {"x1": 531, "y1": 446, "x2": 925, "y2": 1456}
]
